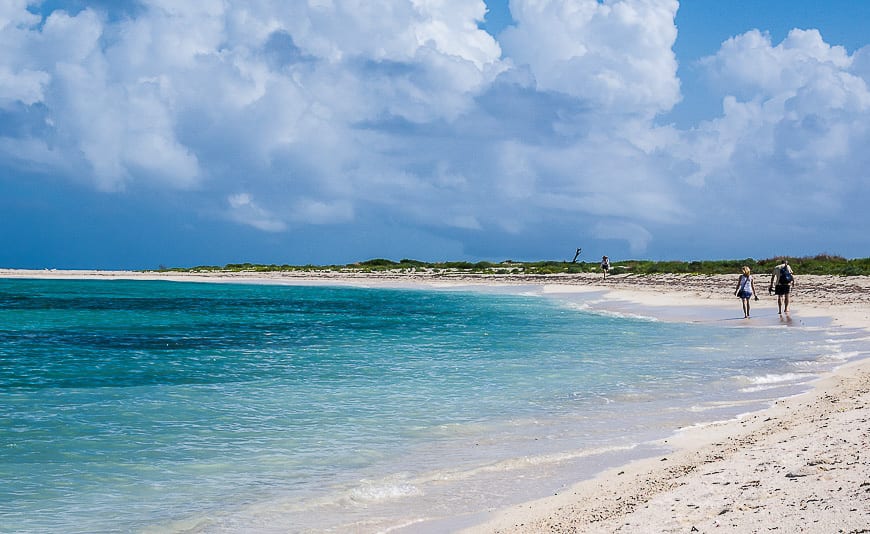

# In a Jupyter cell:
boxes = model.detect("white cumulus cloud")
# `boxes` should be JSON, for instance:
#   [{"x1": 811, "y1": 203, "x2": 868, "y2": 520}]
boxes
[
  {"x1": 0, "y1": 1, "x2": 868, "y2": 260},
  {"x1": 683, "y1": 30, "x2": 870, "y2": 208},
  {"x1": 227, "y1": 193, "x2": 287, "y2": 232},
  {"x1": 499, "y1": 0, "x2": 680, "y2": 115}
]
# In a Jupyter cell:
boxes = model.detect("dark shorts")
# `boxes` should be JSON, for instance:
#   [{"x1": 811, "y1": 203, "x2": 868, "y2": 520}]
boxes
[
  {"x1": 737, "y1": 290, "x2": 751, "y2": 299},
  {"x1": 774, "y1": 284, "x2": 790, "y2": 295}
]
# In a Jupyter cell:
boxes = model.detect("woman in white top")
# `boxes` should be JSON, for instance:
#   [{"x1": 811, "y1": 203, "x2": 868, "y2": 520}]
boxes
[{"x1": 734, "y1": 265, "x2": 759, "y2": 318}]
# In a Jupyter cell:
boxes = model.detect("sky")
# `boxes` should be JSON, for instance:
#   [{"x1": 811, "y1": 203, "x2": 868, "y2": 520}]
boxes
[{"x1": 1, "y1": 0, "x2": 869, "y2": 269}]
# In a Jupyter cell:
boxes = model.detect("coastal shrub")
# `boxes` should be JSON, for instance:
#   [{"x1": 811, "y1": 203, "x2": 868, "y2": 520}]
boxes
[
  {"x1": 841, "y1": 264, "x2": 863, "y2": 276},
  {"x1": 251, "y1": 264, "x2": 282, "y2": 272},
  {"x1": 754, "y1": 254, "x2": 866, "y2": 276},
  {"x1": 530, "y1": 264, "x2": 562, "y2": 274},
  {"x1": 437, "y1": 261, "x2": 476, "y2": 269},
  {"x1": 564, "y1": 263, "x2": 586, "y2": 274},
  {"x1": 623, "y1": 260, "x2": 682, "y2": 274},
  {"x1": 358, "y1": 258, "x2": 398, "y2": 267},
  {"x1": 160, "y1": 254, "x2": 870, "y2": 276}
]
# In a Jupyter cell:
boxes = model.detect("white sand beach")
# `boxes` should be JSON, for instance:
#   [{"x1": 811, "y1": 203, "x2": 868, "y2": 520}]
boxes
[{"x1": 2, "y1": 268, "x2": 868, "y2": 532}]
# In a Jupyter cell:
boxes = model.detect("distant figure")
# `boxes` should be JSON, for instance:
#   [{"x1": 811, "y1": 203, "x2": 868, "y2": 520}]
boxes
[
  {"x1": 769, "y1": 258, "x2": 795, "y2": 314},
  {"x1": 600, "y1": 256, "x2": 611, "y2": 279},
  {"x1": 572, "y1": 248, "x2": 582, "y2": 263},
  {"x1": 734, "y1": 265, "x2": 759, "y2": 318}
]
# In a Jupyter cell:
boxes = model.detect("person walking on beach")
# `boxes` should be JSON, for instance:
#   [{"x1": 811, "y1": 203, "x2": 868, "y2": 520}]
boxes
[
  {"x1": 600, "y1": 256, "x2": 611, "y2": 279},
  {"x1": 735, "y1": 266, "x2": 759, "y2": 318},
  {"x1": 769, "y1": 259, "x2": 795, "y2": 314}
]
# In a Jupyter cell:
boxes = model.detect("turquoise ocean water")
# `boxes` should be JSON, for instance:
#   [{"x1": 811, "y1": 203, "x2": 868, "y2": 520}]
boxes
[{"x1": 0, "y1": 279, "x2": 864, "y2": 533}]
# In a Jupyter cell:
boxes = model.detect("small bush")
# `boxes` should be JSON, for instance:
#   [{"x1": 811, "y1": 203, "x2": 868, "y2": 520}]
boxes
[{"x1": 358, "y1": 258, "x2": 399, "y2": 267}]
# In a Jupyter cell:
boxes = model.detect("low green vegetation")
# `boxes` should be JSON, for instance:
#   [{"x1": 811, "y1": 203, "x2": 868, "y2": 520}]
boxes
[
  {"x1": 155, "y1": 254, "x2": 870, "y2": 276},
  {"x1": 616, "y1": 255, "x2": 870, "y2": 276}
]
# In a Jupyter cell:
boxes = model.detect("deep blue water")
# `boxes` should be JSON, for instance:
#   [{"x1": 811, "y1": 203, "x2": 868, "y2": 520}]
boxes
[{"x1": 0, "y1": 279, "x2": 859, "y2": 532}]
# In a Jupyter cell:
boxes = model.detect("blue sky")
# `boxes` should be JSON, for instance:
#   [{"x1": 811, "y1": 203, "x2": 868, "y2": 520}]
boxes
[{"x1": 1, "y1": 0, "x2": 868, "y2": 269}]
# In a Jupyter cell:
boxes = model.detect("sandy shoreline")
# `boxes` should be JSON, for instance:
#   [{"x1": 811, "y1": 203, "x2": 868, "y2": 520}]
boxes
[
  {"x1": 2, "y1": 268, "x2": 869, "y2": 532},
  {"x1": 463, "y1": 358, "x2": 870, "y2": 533},
  {"x1": 458, "y1": 275, "x2": 870, "y2": 534}
]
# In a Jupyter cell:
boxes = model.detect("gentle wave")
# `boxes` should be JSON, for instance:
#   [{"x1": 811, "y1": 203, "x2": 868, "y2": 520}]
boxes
[{"x1": 561, "y1": 300, "x2": 660, "y2": 322}]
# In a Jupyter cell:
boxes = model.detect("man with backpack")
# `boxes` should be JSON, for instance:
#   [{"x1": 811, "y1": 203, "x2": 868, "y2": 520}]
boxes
[
  {"x1": 601, "y1": 255, "x2": 611, "y2": 279},
  {"x1": 769, "y1": 259, "x2": 795, "y2": 314}
]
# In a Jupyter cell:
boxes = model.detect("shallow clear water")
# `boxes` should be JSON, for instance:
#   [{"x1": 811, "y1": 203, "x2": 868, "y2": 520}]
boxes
[{"x1": 0, "y1": 279, "x2": 863, "y2": 533}]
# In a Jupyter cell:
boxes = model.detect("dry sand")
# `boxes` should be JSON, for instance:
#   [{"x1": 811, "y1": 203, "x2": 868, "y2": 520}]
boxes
[{"x1": 2, "y1": 268, "x2": 869, "y2": 533}]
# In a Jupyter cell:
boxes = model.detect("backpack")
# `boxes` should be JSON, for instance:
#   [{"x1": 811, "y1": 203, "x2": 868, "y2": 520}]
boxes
[{"x1": 780, "y1": 266, "x2": 793, "y2": 283}]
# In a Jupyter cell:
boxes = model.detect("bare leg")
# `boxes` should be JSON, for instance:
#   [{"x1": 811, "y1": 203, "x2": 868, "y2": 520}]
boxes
[
  {"x1": 777, "y1": 296, "x2": 783, "y2": 314},
  {"x1": 783, "y1": 294, "x2": 789, "y2": 313}
]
